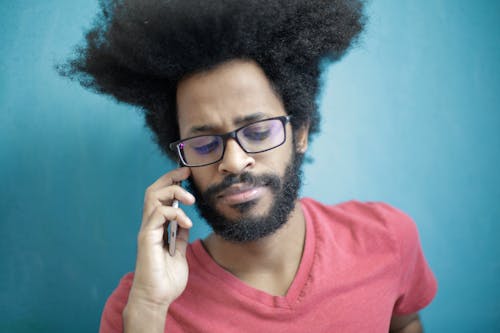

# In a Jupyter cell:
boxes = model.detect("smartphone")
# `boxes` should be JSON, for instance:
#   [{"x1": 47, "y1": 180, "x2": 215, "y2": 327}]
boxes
[
  {"x1": 168, "y1": 162, "x2": 183, "y2": 256},
  {"x1": 168, "y1": 194, "x2": 179, "y2": 256}
]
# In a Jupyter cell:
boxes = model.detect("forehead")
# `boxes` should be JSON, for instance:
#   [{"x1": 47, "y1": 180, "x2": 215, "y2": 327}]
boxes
[{"x1": 176, "y1": 59, "x2": 286, "y2": 137}]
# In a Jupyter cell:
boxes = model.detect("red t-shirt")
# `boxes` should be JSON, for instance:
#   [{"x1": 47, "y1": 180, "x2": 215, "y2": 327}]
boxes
[{"x1": 100, "y1": 198, "x2": 437, "y2": 332}]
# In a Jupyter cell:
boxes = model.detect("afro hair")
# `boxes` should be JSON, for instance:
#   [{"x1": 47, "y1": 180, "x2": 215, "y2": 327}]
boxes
[{"x1": 58, "y1": 0, "x2": 366, "y2": 160}]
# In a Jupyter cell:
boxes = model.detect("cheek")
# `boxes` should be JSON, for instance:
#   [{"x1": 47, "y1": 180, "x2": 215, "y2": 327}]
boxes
[
  {"x1": 189, "y1": 167, "x2": 215, "y2": 191},
  {"x1": 256, "y1": 144, "x2": 293, "y2": 176}
]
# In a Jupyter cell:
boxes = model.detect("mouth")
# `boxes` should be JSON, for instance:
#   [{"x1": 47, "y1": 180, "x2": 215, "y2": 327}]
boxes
[{"x1": 216, "y1": 184, "x2": 266, "y2": 205}]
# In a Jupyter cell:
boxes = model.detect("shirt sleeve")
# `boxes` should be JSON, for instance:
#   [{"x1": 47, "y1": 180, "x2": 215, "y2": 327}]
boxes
[
  {"x1": 380, "y1": 203, "x2": 438, "y2": 315},
  {"x1": 99, "y1": 273, "x2": 134, "y2": 333}
]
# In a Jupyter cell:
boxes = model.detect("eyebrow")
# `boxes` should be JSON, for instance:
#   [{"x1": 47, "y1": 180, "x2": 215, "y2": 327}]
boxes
[
  {"x1": 233, "y1": 112, "x2": 267, "y2": 126},
  {"x1": 188, "y1": 112, "x2": 268, "y2": 135}
]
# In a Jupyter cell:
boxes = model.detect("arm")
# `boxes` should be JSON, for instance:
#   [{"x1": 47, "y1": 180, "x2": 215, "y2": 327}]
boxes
[{"x1": 389, "y1": 313, "x2": 423, "y2": 333}]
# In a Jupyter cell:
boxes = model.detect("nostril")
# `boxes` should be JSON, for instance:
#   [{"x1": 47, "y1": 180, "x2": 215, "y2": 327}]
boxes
[{"x1": 218, "y1": 141, "x2": 255, "y2": 174}]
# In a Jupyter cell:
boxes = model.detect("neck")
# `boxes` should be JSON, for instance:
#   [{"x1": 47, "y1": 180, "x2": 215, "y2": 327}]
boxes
[{"x1": 202, "y1": 200, "x2": 306, "y2": 295}]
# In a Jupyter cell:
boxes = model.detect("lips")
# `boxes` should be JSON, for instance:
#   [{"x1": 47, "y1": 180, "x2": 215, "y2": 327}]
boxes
[{"x1": 216, "y1": 184, "x2": 265, "y2": 205}]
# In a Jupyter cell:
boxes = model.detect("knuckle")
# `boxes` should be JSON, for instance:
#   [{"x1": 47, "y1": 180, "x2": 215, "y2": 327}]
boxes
[
  {"x1": 145, "y1": 185, "x2": 154, "y2": 194},
  {"x1": 154, "y1": 204, "x2": 168, "y2": 216},
  {"x1": 155, "y1": 205, "x2": 173, "y2": 219},
  {"x1": 144, "y1": 188, "x2": 155, "y2": 202},
  {"x1": 160, "y1": 206, "x2": 181, "y2": 220}
]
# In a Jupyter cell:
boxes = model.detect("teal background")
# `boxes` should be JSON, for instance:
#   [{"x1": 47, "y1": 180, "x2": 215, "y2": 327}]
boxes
[{"x1": 1, "y1": 0, "x2": 499, "y2": 332}]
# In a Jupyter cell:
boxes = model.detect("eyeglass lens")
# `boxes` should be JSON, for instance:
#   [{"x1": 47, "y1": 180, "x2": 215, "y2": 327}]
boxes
[{"x1": 178, "y1": 118, "x2": 286, "y2": 166}]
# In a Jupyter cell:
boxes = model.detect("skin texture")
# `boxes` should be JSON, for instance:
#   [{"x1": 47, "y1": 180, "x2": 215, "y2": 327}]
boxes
[{"x1": 123, "y1": 59, "x2": 423, "y2": 332}]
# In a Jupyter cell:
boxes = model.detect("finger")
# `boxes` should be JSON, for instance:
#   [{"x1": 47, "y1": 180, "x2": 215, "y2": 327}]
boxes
[
  {"x1": 144, "y1": 184, "x2": 195, "y2": 208},
  {"x1": 148, "y1": 167, "x2": 191, "y2": 192},
  {"x1": 141, "y1": 205, "x2": 193, "y2": 233},
  {"x1": 143, "y1": 185, "x2": 195, "y2": 220}
]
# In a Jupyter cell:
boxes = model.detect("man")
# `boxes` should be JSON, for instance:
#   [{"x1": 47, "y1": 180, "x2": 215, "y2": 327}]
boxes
[{"x1": 60, "y1": 1, "x2": 437, "y2": 332}]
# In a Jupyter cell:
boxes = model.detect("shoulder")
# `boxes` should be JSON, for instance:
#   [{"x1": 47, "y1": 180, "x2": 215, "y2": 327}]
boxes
[
  {"x1": 99, "y1": 273, "x2": 134, "y2": 332},
  {"x1": 301, "y1": 197, "x2": 414, "y2": 228},
  {"x1": 105, "y1": 272, "x2": 135, "y2": 307},
  {"x1": 300, "y1": 198, "x2": 418, "y2": 250},
  {"x1": 300, "y1": 198, "x2": 413, "y2": 224}
]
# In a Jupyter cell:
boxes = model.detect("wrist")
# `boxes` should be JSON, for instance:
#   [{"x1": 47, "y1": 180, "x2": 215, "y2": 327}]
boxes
[
  {"x1": 123, "y1": 299, "x2": 169, "y2": 333},
  {"x1": 127, "y1": 282, "x2": 173, "y2": 308},
  {"x1": 125, "y1": 293, "x2": 170, "y2": 315}
]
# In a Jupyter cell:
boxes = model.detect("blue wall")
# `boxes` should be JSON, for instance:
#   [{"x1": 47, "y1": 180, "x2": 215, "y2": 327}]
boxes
[{"x1": 1, "y1": 1, "x2": 499, "y2": 332}]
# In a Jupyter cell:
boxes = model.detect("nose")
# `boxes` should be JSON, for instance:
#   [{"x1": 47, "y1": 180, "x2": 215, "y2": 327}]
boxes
[{"x1": 218, "y1": 138, "x2": 255, "y2": 175}]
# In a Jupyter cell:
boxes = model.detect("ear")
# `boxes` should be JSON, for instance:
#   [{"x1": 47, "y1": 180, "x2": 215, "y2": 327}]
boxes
[{"x1": 295, "y1": 124, "x2": 309, "y2": 154}]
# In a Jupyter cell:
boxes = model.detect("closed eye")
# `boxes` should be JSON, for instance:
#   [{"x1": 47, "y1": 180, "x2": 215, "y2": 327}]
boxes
[
  {"x1": 185, "y1": 136, "x2": 221, "y2": 155},
  {"x1": 245, "y1": 129, "x2": 271, "y2": 141},
  {"x1": 193, "y1": 140, "x2": 220, "y2": 154}
]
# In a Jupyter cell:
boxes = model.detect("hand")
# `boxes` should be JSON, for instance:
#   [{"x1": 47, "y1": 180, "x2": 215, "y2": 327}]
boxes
[{"x1": 128, "y1": 167, "x2": 196, "y2": 310}]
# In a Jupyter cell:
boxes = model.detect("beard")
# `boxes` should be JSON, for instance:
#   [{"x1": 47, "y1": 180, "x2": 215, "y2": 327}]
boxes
[{"x1": 186, "y1": 151, "x2": 304, "y2": 243}]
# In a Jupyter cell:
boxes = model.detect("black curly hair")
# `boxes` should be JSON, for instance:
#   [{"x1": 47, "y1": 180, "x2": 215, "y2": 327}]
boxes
[{"x1": 58, "y1": 0, "x2": 366, "y2": 160}]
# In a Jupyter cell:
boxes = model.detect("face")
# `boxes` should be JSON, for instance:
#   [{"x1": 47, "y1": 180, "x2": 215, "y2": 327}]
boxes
[{"x1": 176, "y1": 60, "x2": 308, "y2": 242}]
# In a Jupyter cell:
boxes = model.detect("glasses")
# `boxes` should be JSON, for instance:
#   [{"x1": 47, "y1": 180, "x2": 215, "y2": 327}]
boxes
[{"x1": 169, "y1": 116, "x2": 291, "y2": 167}]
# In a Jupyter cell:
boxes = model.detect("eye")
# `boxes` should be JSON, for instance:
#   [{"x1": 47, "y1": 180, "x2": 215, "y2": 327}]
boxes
[
  {"x1": 188, "y1": 137, "x2": 220, "y2": 155},
  {"x1": 242, "y1": 125, "x2": 271, "y2": 141}
]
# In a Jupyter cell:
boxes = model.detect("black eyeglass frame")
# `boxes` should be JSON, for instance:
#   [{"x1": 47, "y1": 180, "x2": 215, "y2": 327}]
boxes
[{"x1": 169, "y1": 115, "x2": 291, "y2": 167}]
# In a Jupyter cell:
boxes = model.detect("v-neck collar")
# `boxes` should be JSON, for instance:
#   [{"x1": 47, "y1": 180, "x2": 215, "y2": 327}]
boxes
[{"x1": 189, "y1": 198, "x2": 316, "y2": 309}]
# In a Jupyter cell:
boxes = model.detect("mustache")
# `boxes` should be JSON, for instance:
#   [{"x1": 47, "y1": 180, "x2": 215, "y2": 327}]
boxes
[{"x1": 202, "y1": 172, "x2": 281, "y2": 200}]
